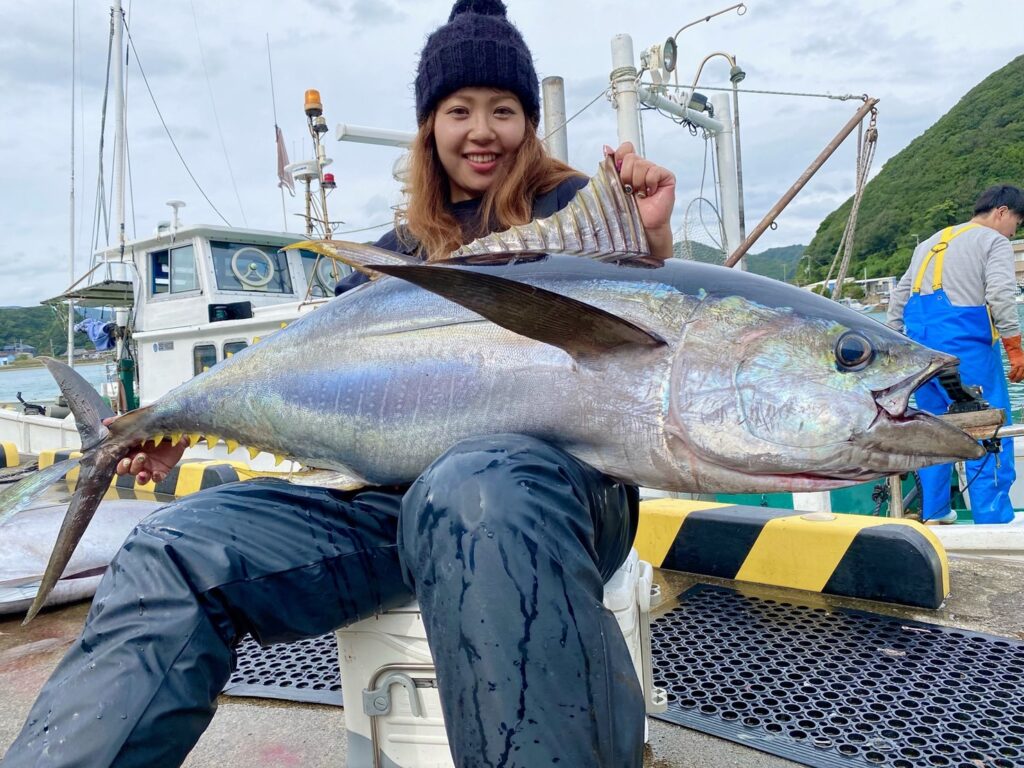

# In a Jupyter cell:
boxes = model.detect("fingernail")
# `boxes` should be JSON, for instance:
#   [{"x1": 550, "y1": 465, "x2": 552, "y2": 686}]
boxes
[{"x1": 603, "y1": 144, "x2": 613, "y2": 156}]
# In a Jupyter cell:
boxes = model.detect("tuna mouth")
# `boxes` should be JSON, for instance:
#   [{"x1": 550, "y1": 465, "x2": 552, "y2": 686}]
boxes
[
  {"x1": 857, "y1": 355, "x2": 985, "y2": 464},
  {"x1": 872, "y1": 353, "x2": 956, "y2": 416}
]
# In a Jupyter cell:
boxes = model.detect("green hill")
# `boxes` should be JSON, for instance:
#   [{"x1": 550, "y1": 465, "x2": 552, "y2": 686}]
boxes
[
  {"x1": 674, "y1": 241, "x2": 805, "y2": 282},
  {"x1": 804, "y1": 55, "x2": 1024, "y2": 282},
  {"x1": 0, "y1": 306, "x2": 87, "y2": 357}
]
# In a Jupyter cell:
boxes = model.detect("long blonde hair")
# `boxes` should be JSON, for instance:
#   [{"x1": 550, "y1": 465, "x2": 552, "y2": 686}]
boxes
[{"x1": 397, "y1": 113, "x2": 584, "y2": 260}]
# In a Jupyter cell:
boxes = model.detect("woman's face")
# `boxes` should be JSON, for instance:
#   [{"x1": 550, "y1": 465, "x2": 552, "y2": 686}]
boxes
[{"x1": 433, "y1": 87, "x2": 528, "y2": 202}]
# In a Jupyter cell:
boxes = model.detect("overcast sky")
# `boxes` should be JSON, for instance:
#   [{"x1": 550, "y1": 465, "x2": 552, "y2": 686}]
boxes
[{"x1": 0, "y1": 0, "x2": 1020, "y2": 306}]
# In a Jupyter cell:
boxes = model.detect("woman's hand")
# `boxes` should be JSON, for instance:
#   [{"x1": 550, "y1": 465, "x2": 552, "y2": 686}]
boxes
[
  {"x1": 103, "y1": 417, "x2": 189, "y2": 485},
  {"x1": 604, "y1": 142, "x2": 676, "y2": 261}
]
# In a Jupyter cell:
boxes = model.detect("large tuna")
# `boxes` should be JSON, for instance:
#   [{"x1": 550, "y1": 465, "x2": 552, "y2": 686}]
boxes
[{"x1": 0, "y1": 159, "x2": 982, "y2": 622}]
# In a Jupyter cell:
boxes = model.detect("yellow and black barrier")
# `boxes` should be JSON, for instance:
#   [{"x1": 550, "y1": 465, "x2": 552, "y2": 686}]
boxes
[
  {"x1": 636, "y1": 499, "x2": 949, "y2": 609},
  {"x1": 1, "y1": 442, "x2": 18, "y2": 468},
  {"x1": 39, "y1": 450, "x2": 248, "y2": 498}
]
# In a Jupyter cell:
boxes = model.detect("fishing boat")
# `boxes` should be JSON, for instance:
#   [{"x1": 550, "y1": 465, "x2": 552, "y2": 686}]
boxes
[
  {"x1": 3, "y1": 6, "x2": 1024, "y2": 768},
  {"x1": 0, "y1": 2, "x2": 351, "y2": 466}
]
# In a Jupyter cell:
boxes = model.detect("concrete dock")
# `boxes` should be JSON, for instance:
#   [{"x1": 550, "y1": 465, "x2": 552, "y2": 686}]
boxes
[{"x1": 2, "y1": 554, "x2": 1022, "y2": 767}]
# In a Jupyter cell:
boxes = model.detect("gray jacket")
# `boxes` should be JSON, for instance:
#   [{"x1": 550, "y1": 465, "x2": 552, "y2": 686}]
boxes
[{"x1": 886, "y1": 223, "x2": 1020, "y2": 338}]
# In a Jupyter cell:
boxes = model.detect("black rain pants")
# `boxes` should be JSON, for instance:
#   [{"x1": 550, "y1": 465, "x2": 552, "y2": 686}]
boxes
[{"x1": 3, "y1": 434, "x2": 643, "y2": 768}]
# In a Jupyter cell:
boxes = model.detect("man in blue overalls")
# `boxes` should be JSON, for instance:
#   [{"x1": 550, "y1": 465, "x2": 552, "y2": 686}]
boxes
[{"x1": 888, "y1": 185, "x2": 1024, "y2": 524}]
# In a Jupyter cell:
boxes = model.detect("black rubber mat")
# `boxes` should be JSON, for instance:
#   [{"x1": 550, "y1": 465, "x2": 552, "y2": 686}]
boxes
[
  {"x1": 651, "y1": 584, "x2": 1024, "y2": 768},
  {"x1": 223, "y1": 632, "x2": 343, "y2": 706}
]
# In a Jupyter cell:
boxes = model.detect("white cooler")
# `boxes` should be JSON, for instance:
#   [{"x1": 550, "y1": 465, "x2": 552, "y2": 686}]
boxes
[{"x1": 335, "y1": 548, "x2": 666, "y2": 768}]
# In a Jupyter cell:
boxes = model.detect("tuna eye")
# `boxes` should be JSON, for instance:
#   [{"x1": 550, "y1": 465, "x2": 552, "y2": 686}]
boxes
[{"x1": 834, "y1": 331, "x2": 874, "y2": 371}]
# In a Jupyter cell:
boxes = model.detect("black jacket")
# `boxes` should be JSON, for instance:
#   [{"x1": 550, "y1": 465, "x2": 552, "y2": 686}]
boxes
[{"x1": 334, "y1": 176, "x2": 589, "y2": 296}]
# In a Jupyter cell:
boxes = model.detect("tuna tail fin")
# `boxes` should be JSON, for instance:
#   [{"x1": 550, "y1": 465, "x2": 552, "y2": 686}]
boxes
[
  {"x1": 23, "y1": 447, "x2": 121, "y2": 623},
  {"x1": 39, "y1": 357, "x2": 115, "y2": 448},
  {"x1": 20, "y1": 360, "x2": 139, "y2": 623}
]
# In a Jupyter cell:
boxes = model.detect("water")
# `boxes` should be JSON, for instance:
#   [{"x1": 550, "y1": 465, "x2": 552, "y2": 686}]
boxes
[{"x1": 0, "y1": 362, "x2": 109, "y2": 404}]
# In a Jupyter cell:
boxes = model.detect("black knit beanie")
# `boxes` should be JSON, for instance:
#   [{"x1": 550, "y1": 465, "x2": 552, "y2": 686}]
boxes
[{"x1": 414, "y1": 0, "x2": 540, "y2": 125}]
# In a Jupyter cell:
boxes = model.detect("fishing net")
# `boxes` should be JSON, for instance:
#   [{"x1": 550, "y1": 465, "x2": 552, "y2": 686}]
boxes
[{"x1": 674, "y1": 196, "x2": 726, "y2": 265}]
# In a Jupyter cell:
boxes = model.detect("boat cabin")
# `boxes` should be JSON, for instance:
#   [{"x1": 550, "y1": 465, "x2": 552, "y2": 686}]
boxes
[{"x1": 48, "y1": 224, "x2": 353, "y2": 406}]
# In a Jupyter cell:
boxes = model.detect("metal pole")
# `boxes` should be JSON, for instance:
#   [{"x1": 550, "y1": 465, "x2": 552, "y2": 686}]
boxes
[
  {"x1": 887, "y1": 475, "x2": 904, "y2": 518},
  {"x1": 637, "y1": 86, "x2": 725, "y2": 133},
  {"x1": 610, "y1": 35, "x2": 642, "y2": 152},
  {"x1": 732, "y1": 81, "x2": 746, "y2": 240},
  {"x1": 723, "y1": 98, "x2": 879, "y2": 268},
  {"x1": 709, "y1": 94, "x2": 743, "y2": 269},
  {"x1": 68, "y1": 1, "x2": 77, "y2": 367},
  {"x1": 112, "y1": 0, "x2": 126, "y2": 258},
  {"x1": 541, "y1": 76, "x2": 569, "y2": 163}
]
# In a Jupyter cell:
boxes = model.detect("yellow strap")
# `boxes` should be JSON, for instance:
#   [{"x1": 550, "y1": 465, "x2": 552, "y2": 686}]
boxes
[{"x1": 911, "y1": 223, "x2": 979, "y2": 294}]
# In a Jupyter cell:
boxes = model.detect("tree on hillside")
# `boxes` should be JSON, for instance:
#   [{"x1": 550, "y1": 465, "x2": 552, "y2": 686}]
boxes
[{"x1": 804, "y1": 55, "x2": 1024, "y2": 283}]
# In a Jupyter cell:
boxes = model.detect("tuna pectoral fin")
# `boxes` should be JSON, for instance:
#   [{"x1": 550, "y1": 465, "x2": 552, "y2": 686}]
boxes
[
  {"x1": 23, "y1": 452, "x2": 117, "y2": 624},
  {"x1": 371, "y1": 264, "x2": 666, "y2": 357},
  {"x1": 41, "y1": 357, "x2": 115, "y2": 447},
  {"x1": 0, "y1": 458, "x2": 81, "y2": 527}
]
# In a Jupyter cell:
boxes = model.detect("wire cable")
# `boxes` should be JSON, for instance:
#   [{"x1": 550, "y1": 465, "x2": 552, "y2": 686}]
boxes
[
  {"x1": 122, "y1": 16, "x2": 231, "y2": 226},
  {"x1": 190, "y1": 0, "x2": 247, "y2": 225}
]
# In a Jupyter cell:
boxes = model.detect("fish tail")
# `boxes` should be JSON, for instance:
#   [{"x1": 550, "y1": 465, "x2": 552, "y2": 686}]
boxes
[
  {"x1": 39, "y1": 357, "x2": 115, "y2": 448},
  {"x1": 19, "y1": 361, "x2": 154, "y2": 623}
]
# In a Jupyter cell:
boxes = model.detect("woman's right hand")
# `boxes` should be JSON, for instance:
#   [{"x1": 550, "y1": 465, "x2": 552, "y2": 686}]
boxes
[{"x1": 104, "y1": 417, "x2": 189, "y2": 484}]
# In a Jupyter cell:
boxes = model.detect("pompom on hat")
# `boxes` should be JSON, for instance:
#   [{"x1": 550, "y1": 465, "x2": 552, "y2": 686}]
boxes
[{"x1": 414, "y1": 0, "x2": 540, "y2": 125}]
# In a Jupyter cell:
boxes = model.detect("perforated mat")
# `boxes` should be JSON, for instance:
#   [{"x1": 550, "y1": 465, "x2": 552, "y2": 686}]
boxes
[
  {"x1": 224, "y1": 633, "x2": 343, "y2": 706},
  {"x1": 223, "y1": 585, "x2": 1024, "y2": 768},
  {"x1": 651, "y1": 584, "x2": 1024, "y2": 767}
]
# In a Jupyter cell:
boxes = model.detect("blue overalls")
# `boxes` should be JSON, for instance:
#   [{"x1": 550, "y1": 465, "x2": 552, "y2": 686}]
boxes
[{"x1": 903, "y1": 223, "x2": 1016, "y2": 524}]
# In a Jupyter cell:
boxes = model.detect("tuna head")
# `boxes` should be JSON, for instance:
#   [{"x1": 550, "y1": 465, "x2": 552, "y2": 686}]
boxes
[{"x1": 666, "y1": 288, "x2": 984, "y2": 493}]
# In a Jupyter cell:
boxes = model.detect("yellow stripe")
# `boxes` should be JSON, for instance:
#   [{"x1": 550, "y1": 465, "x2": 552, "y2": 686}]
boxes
[
  {"x1": 734, "y1": 514, "x2": 863, "y2": 590},
  {"x1": 174, "y1": 463, "x2": 209, "y2": 496},
  {"x1": 635, "y1": 499, "x2": 729, "y2": 566},
  {"x1": 1, "y1": 442, "x2": 18, "y2": 467}
]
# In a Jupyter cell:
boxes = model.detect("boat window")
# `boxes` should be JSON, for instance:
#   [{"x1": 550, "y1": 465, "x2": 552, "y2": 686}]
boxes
[
  {"x1": 193, "y1": 344, "x2": 217, "y2": 376},
  {"x1": 151, "y1": 244, "x2": 199, "y2": 295},
  {"x1": 300, "y1": 250, "x2": 352, "y2": 298},
  {"x1": 223, "y1": 341, "x2": 247, "y2": 358},
  {"x1": 210, "y1": 241, "x2": 293, "y2": 294}
]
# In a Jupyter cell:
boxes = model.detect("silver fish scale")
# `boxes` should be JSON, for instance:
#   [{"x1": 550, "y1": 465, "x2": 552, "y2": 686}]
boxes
[
  {"x1": 454, "y1": 158, "x2": 649, "y2": 261},
  {"x1": 152, "y1": 264, "x2": 687, "y2": 488}
]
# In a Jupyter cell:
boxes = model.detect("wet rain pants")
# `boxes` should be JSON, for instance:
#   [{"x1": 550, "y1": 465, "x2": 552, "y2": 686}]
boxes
[{"x1": 3, "y1": 434, "x2": 643, "y2": 767}]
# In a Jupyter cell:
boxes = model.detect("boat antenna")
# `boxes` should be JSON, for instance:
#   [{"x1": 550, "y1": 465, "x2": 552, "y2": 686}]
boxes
[{"x1": 266, "y1": 34, "x2": 289, "y2": 231}]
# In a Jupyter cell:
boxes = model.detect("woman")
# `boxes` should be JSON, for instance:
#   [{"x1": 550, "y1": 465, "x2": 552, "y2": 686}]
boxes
[{"x1": 4, "y1": 1, "x2": 675, "y2": 766}]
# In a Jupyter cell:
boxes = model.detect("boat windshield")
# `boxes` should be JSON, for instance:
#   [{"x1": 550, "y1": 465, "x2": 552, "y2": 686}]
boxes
[
  {"x1": 211, "y1": 241, "x2": 294, "y2": 294},
  {"x1": 299, "y1": 250, "x2": 352, "y2": 298}
]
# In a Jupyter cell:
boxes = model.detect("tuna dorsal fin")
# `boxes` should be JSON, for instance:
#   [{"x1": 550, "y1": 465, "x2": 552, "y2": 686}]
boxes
[
  {"x1": 370, "y1": 264, "x2": 665, "y2": 357},
  {"x1": 285, "y1": 239, "x2": 417, "y2": 278},
  {"x1": 453, "y1": 157, "x2": 649, "y2": 261}
]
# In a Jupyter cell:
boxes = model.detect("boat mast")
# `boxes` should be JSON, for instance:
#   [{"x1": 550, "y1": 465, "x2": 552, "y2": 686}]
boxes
[
  {"x1": 67, "y1": 0, "x2": 78, "y2": 366},
  {"x1": 111, "y1": 0, "x2": 126, "y2": 261}
]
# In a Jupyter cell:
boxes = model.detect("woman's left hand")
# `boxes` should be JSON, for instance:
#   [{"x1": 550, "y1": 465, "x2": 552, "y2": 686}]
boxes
[{"x1": 604, "y1": 142, "x2": 676, "y2": 261}]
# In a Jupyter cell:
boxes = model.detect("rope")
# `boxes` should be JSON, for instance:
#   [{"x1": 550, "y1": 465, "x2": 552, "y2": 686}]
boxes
[
  {"x1": 659, "y1": 82, "x2": 869, "y2": 103},
  {"x1": 539, "y1": 87, "x2": 610, "y2": 142},
  {"x1": 122, "y1": 16, "x2": 231, "y2": 226},
  {"x1": 830, "y1": 108, "x2": 878, "y2": 300},
  {"x1": 90, "y1": 9, "x2": 115, "y2": 253}
]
